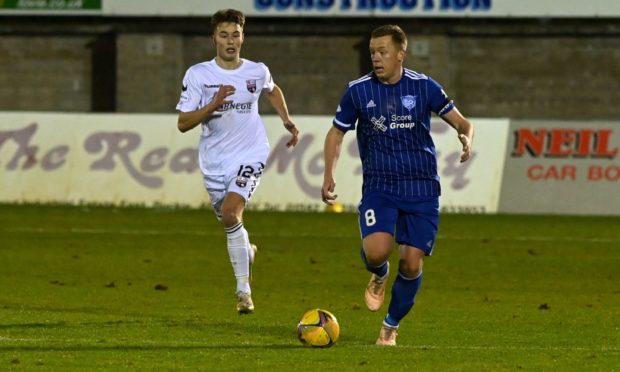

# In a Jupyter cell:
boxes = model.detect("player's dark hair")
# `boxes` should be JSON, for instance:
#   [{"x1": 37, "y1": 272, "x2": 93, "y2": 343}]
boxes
[
  {"x1": 371, "y1": 25, "x2": 408, "y2": 51},
  {"x1": 211, "y1": 9, "x2": 245, "y2": 33}
]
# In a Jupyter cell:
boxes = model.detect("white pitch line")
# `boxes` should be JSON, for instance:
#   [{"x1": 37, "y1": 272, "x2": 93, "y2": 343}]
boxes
[{"x1": 1, "y1": 226, "x2": 619, "y2": 243}]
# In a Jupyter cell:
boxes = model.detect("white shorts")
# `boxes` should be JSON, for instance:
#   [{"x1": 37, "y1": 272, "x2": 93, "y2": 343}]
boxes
[{"x1": 203, "y1": 161, "x2": 265, "y2": 219}]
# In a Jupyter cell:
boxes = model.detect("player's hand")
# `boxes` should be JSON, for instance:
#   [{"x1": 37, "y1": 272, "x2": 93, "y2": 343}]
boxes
[
  {"x1": 321, "y1": 178, "x2": 338, "y2": 205},
  {"x1": 458, "y1": 134, "x2": 472, "y2": 162},
  {"x1": 210, "y1": 84, "x2": 236, "y2": 109},
  {"x1": 284, "y1": 120, "x2": 299, "y2": 148}
]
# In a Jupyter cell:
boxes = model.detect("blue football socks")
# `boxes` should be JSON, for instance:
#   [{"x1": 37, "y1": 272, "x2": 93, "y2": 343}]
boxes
[
  {"x1": 360, "y1": 248, "x2": 389, "y2": 278},
  {"x1": 384, "y1": 271, "x2": 423, "y2": 328}
]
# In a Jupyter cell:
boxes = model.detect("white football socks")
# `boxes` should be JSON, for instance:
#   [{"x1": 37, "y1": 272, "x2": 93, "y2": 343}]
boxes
[{"x1": 225, "y1": 222, "x2": 251, "y2": 294}]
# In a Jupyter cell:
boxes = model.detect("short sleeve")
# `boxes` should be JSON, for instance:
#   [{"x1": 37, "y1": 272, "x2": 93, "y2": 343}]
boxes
[
  {"x1": 427, "y1": 78, "x2": 454, "y2": 116},
  {"x1": 260, "y1": 63, "x2": 275, "y2": 93},
  {"x1": 176, "y1": 68, "x2": 202, "y2": 112},
  {"x1": 333, "y1": 87, "x2": 358, "y2": 132}
]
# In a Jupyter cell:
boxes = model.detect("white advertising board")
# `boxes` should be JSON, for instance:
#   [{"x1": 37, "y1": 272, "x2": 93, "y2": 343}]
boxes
[
  {"x1": 0, "y1": 113, "x2": 208, "y2": 207},
  {"x1": 432, "y1": 118, "x2": 509, "y2": 214},
  {"x1": 101, "y1": 0, "x2": 620, "y2": 18},
  {"x1": 255, "y1": 117, "x2": 508, "y2": 213},
  {"x1": 0, "y1": 112, "x2": 506, "y2": 213}
]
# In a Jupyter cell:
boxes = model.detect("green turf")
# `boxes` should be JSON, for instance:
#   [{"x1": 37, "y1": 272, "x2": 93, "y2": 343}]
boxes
[{"x1": 0, "y1": 204, "x2": 618, "y2": 370}]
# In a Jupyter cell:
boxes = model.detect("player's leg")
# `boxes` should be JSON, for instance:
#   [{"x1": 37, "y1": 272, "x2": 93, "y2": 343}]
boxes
[
  {"x1": 387, "y1": 245, "x2": 426, "y2": 322},
  {"x1": 204, "y1": 173, "x2": 255, "y2": 313},
  {"x1": 221, "y1": 162, "x2": 264, "y2": 314},
  {"x1": 376, "y1": 246, "x2": 424, "y2": 345},
  {"x1": 377, "y1": 197, "x2": 438, "y2": 346},
  {"x1": 361, "y1": 232, "x2": 392, "y2": 311},
  {"x1": 221, "y1": 192, "x2": 251, "y2": 285},
  {"x1": 358, "y1": 192, "x2": 398, "y2": 311},
  {"x1": 204, "y1": 174, "x2": 253, "y2": 313},
  {"x1": 220, "y1": 192, "x2": 255, "y2": 314}
]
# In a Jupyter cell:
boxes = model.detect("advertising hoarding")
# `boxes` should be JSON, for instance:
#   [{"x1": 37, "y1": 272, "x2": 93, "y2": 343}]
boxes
[
  {"x1": 0, "y1": 113, "x2": 507, "y2": 213},
  {"x1": 0, "y1": 0, "x2": 101, "y2": 15},
  {"x1": 100, "y1": 0, "x2": 620, "y2": 18},
  {"x1": 4, "y1": 1, "x2": 620, "y2": 18},
  {"x1": 498, "y1": 120, "x2": 620, "y2": 215}
]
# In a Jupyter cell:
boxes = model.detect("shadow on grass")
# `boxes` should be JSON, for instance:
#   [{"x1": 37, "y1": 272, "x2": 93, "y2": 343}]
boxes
[
  {"x1": 0, "y1": 322, "x2": 72, "y2": 330},
  {"x1": 0, "y1": 318, "x2": 366, "y2": 346},
  {"x1": 0, "y1": 344, "x2": 302, "y2": 351}
]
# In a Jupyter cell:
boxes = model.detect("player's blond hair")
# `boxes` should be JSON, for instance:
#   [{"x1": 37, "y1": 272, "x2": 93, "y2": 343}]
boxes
[{"x1": 371, "y1": 25, "x2": 408, "y2": 52}]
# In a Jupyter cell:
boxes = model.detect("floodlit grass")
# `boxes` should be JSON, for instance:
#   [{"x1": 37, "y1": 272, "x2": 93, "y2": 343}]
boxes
[{"x1": 0, "y1": 204, "x2": 618, "y2": 370}]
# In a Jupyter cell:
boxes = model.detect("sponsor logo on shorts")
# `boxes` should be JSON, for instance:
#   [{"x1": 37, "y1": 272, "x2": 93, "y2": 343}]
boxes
[{"x1": 236, "y1": 176, "x2": 248, "y2": 188}]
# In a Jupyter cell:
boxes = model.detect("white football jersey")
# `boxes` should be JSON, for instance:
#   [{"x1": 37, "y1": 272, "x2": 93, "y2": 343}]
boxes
[{"x1": 176, "y1": 58, "x2": 275, "y2": 175}]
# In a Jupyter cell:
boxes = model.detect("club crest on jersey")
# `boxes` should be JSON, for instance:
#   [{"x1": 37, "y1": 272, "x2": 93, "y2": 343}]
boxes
[
  {"x1": 401, "y1": 95, "x2": 417, "y2": 111},
  {"x1": 246, "y1": 80, "x2": 257, "y2": 93},
  {"x1": 235, "y1": 176, "x2": 248, "y2": 188}
]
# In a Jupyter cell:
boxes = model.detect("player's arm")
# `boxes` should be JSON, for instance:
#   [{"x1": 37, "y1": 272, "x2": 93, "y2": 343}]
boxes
[
  {"x1": 265, "y1": 84, "x2": 299, "y2": 148},
  {"x1": 322, "y1": 126, "x2": 345, "y2": 205},
  {"x1": 177, "y1": 85, "x2": 236, "y2": 133},
  {"x1": 441, "y1": 108, "x2": 474, "y2": 163}
]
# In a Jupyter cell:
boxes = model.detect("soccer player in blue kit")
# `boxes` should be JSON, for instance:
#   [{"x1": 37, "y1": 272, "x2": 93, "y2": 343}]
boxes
[{"x1": 322, "y1": 25, "x2": 474, "y2": 346}]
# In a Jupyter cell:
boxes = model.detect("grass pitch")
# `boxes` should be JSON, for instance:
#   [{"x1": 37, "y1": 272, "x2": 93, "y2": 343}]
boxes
[{"x1": 0, "y1": 204, "x2": 618, "y2": 370}]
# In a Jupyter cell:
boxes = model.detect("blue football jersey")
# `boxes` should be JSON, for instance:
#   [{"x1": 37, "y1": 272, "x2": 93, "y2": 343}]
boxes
[{"x1": 333, "y1": 68, "x2": 454, "y2": 197}]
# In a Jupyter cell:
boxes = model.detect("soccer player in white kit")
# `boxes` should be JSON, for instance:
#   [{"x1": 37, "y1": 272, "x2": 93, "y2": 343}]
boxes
[{"x1": 176, "y1": 9, "x2": 299, "y2": 314}]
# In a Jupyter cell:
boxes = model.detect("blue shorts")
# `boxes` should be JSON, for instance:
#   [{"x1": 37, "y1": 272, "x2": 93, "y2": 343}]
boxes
[{"x1": 358, "y1": 191, "x2": 439, "y2": 255}]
